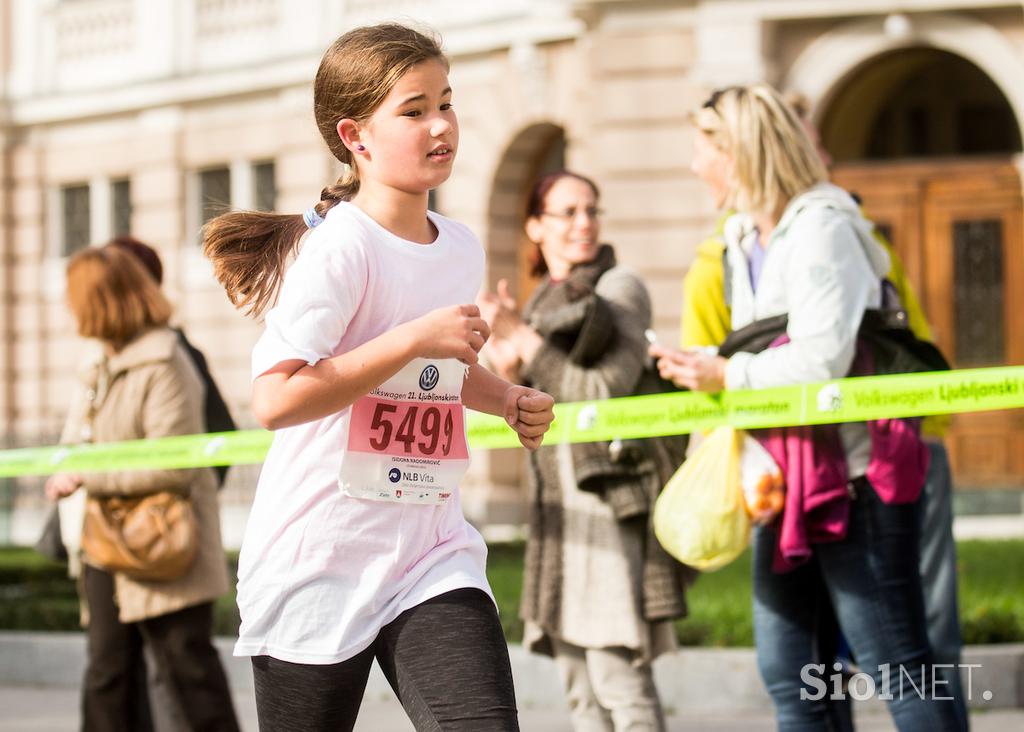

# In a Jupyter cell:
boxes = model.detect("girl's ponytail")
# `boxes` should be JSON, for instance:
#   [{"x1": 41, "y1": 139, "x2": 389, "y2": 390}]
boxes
[
  {"x1": 319, "y1": 165, "x2": 360, "y2": 207},
  {"x1": 203, "y1": 210, "x2": 308, "y2": 318},
  {"x1": 202, "y1": 171, "x2": 355, "y2": 317}
]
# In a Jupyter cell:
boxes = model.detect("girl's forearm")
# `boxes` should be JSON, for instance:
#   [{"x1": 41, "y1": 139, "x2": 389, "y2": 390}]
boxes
[
  {"x1": 252, "y1": 323, "x2": 418, "y2": 430},
  {"x1": 462, "y1": 364, "x2": 512, "y2": 417}
]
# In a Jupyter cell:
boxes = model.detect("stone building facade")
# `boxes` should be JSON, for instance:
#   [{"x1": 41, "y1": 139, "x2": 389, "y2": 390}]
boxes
[{"x1": 2, "y1": 0, "x2": 1022, "y2": 544}]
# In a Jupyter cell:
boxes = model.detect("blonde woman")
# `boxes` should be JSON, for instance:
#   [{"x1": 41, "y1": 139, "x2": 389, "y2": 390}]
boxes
[
  {"x1": 46, "y1": 245, "x2": 238, "y2": 732},
  {"x1": 651, "y1": 85, "x2": 963, "y2": 730}
]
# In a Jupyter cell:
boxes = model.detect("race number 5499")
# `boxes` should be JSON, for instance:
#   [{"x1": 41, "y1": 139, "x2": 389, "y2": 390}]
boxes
[{"x1": 348, "y1": 397, "x2": 468, "y2": 459}]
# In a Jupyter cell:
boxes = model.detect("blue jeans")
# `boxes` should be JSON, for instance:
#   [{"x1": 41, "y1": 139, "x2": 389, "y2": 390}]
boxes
[
  {"x1": 753, "y1": 478, "x2": 964, "y2": 731},
  {"x1": 920, "y1": 441, "x2": 968, "y2": 728}
]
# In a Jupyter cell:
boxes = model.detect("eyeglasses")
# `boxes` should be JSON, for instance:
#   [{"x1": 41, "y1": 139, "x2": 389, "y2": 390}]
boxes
[{"x1": 540, "y1": 206, "x2": 603, "y2": 221}]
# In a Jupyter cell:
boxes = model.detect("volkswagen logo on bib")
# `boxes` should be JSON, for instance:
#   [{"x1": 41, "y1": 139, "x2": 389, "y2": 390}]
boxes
[{"x1": 419, "y1": 364, "x2": 440, "y2": 391}]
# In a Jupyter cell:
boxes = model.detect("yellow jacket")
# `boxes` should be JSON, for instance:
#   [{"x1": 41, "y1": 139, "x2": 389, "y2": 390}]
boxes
[{"x1": 680, "y1": 214, "x2": 731, "y2": 349}]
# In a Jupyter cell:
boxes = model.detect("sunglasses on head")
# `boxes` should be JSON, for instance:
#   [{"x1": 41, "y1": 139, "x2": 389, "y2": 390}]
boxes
[{"x1": 702, "y1": 86, "x2": 742, "y2": 111}]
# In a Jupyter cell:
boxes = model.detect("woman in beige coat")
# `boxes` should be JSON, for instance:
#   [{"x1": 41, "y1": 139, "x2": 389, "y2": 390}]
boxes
[{"x1": 45, "y1": 244, "x2": 239, "y2": 732}]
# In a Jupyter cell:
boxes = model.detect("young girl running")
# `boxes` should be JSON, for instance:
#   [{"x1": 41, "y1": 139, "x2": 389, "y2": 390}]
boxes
[{"x1": 203, "y1": 24, "x2": 553, "y2": 732}]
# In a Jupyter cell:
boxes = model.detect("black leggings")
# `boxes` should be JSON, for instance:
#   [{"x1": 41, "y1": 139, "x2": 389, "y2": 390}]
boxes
[{"x1": 251, "y1": 587, "x2": 519, "y2": 732}]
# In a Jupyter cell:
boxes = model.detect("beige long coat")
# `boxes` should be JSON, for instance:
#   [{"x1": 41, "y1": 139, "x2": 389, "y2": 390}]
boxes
[{"x1": 60, "y1": 327, "x2": 229, "y2": 624}]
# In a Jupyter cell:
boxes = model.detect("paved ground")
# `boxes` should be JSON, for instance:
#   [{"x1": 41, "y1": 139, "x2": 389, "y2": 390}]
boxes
[
  {"x1": 2, "y1": 514, "x2": 1021, "y2": 729},
  {"x1": 2, "y1": 685, "x2": 1023, "y2": 731},
  {"x1": 3, "y1": 631, "x2": 1022, "y2": 730}
]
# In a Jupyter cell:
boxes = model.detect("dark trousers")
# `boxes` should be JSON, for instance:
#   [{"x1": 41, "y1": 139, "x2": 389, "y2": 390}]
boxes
[
  {"x1": 919, "y1": 441, "x2": 968, "y2": 728},
  {"x1": 251, "y1": 587, "x2": 519, "y2": 732},
  {"x1": 82, "y1": 565, "x2": 240, "y2": 732}
]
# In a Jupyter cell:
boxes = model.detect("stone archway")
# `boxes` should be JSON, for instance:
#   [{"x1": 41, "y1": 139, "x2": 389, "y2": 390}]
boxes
[
  {"x1": 785, "y1": 12, "x2": 1024, "y2": 140},
  {"x1": 485, "y1": 122, "x2": 566, "y2": 305},
  {"x1": 465, "y1": 122, "x2": 566, "y2": 526},
  {"x1": 818, "y1": 48, "x2": 1021, "y2": 162}
]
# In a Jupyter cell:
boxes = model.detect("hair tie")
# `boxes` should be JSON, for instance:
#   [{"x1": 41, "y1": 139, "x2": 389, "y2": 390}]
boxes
[{"x1": 302, "y1": 207, "x2": 325, "y2": 229}]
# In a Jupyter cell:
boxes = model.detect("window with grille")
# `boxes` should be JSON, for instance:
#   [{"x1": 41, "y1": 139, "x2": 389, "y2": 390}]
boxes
[
  {"x1": 953, "y1": 219, "x2": 1004, "y2": 366},
  {"x1": 61, "y1": 184, "x2": 90, "y2": 256},
  {"x1": 111, "y1": 178, "x2": 131, "y2": 236},
  {"x1": 253, "y1": 161, "x2": 276, "y2": 212},
  {"x1": 199, "y1": 166, "x2": 231, "y2": 227}
]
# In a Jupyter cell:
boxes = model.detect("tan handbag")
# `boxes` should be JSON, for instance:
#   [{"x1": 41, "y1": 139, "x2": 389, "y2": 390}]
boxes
[{"x1": 81, "y1": 491, "x2": 197, "y2": 582}]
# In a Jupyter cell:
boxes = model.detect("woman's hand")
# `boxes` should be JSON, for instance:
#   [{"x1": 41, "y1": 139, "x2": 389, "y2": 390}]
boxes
[
  {"x1": 45, "y1": 473, "x2": 83, "y2": 501},
  {"x1": 477, "y1": 279, "x2": 524, "y2": 341},
  {"x1": 478, "y1": 280, "x2": 544, "y2": 367},
  {"x1": 649, "y1": 343, "x2": 727, "y2": 392},
  {"x1": 482, "y1": 338, "x2": 522, "y2": 384},
  {"x1": 503, "y1": 386, "x2": 555, "y2": 450},
  {"x1": 409, "y1": 304, "x2": 491, "y2": 365}
]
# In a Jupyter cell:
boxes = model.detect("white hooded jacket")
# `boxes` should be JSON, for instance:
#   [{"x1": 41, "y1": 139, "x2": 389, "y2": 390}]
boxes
[{"x1": 722, "y1": 182, "x2": 891, "y2": 476}]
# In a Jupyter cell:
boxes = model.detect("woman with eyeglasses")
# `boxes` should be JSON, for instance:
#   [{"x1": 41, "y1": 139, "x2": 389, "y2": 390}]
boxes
[
  {"x1": 651, "y1": 85, "x2": 963, "y2": 730},
  {"x1": 479, "y1": 170, "x2": 692, "y2": 731}
]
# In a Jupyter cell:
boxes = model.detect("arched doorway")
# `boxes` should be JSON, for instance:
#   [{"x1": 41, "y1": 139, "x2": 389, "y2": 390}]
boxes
[
  {"x1": 821, "y1": 48, "x2": 1021, "y2": 161},
  {"x1": 486, "y1": 123, "x2": 566, "y2": 304},
  {"x1": 476, "y1": 123, "x2": 566, "y2": 516},
  {"x1": 824, "y1": 48, "x2": 1024, "y2": 489}
]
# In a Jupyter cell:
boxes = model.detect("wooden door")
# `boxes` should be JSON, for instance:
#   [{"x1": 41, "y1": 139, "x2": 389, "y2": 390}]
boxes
[{"x1": 833, "y1": 160, "x2": 1024, "y2": 488}]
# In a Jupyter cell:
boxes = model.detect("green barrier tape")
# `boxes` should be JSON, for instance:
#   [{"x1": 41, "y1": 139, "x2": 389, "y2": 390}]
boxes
[
  {"x1": 2, "y1": 366, "x2": 1022, "y2": 478},
  {"x1": 0, "y1": 430, "x2": 275, "y2": 479}
]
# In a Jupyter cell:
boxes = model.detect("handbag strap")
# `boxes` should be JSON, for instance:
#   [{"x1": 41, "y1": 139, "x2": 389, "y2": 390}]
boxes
[{"x1": 79, "y1": 359, "x2": 113, "y2": 443}]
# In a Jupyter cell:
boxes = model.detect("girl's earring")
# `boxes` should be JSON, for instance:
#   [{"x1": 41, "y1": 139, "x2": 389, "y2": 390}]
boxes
[{"x1": 356, "y1": 144, "x2": 366, "y2": 152}]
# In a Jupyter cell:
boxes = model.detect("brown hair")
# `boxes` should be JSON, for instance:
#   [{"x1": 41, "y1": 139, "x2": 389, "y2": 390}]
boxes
[
  {"x1": 524, "y1": 170, "x2": 600, "y2": 277},
  {"x1": 203, "y1": 24, "x2": 448, "y2": 316},
  {"x1": 108, "y1": 235, "x2": 163, "y2": 285},
  {"x1": 66, "y1": 246, "x2": 172, "y2": 350}
]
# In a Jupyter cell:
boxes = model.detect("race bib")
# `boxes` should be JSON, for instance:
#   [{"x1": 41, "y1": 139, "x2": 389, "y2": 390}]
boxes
[{"x1": 340, "y1": 359, "x2": 470, "y2": 504}]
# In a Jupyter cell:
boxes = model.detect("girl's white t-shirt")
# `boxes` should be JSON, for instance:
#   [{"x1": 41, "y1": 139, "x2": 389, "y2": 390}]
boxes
[{"x1": 234, "y1": 202, "x2": 493, "y2": 664}]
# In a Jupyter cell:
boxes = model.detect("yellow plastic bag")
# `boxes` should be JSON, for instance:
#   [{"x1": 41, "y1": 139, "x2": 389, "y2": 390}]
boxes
[{"x1": 653, "y1": 426, "x2": 750, "y2": 571}]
